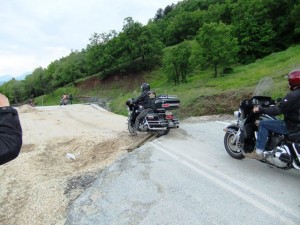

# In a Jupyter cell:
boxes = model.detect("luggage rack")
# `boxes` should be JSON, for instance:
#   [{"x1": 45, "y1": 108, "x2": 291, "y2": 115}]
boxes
[{"x1": 157, "y1": 95, "x2": 178, "y2": 99}]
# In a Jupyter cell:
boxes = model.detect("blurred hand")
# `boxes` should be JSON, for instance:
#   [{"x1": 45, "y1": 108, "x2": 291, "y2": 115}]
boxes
[
  {"x1": 253, "y1": 106, "x2": 260, "y2": 113},
  {"x1": 0, "y1": 93, "x2": 10, "y2": 107}
]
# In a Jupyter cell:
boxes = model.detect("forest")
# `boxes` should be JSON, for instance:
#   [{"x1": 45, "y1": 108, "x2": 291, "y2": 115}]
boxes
[{"x1": 1, "y1": 0, "x2": 300, "y2": 104}]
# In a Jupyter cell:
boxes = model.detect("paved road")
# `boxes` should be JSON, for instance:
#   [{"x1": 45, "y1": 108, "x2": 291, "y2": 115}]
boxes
[{"x1": 65, "y1": 117, "x2": 300, "y2": 225}]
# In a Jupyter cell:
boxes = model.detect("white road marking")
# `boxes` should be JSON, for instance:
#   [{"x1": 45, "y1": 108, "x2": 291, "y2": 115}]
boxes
[{"x1": 150, "y1": 141, "x2": 299, "y2": 225}]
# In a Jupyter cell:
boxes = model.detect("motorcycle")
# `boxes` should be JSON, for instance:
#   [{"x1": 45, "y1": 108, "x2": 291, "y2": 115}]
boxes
[
  {"x1": 126, "y1": 93, "x2": 180, "y2": 137},
  {"x1": 223, "y1": 77, "x2": 300, "y2": 171},
  {"x1": 60, "y1": 98, "x2": 68, "y2": 106}
]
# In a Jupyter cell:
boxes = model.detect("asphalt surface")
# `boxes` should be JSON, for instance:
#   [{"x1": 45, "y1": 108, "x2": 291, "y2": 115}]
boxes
[{"x1": 65, "y1": 117, "x2": 300, "y2": 225}]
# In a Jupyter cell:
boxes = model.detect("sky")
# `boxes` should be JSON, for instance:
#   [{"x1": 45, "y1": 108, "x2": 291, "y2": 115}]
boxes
[{"x1": 0, "y1": 0, "x2": 179, "y2": 78}]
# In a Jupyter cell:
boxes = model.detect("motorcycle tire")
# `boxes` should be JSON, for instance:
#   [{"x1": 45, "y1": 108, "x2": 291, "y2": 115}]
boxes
[
  {"x1": 127, "y1": 118, "x2": 136, "y2": 134},
  {"x1": 156, "y1": 128, "x2": 170, "y2": 137},
  {"x1": 224, "y1": 131, "x2": 244, "y2": 159}
]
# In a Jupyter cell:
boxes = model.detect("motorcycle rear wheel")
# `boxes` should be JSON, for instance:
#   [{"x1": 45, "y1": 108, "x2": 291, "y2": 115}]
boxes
[
  {"x1": 224, "y1": 131, "x2": 244, "y2": 159},
  {"x1": 156, "y1": 128, "x2": 170, "y2": 137}
]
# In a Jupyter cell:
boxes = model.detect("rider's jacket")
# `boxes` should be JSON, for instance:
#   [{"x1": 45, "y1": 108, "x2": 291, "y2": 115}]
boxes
[
  {"x1": 261, "y1": 87, "x2": 300, "y2": 130},
  {"x1": 0, "y1": 107, "x2": 22, "y2": 165},
  {"x1": 133, "y1": 90, "x2": 152, "y2": 109}
]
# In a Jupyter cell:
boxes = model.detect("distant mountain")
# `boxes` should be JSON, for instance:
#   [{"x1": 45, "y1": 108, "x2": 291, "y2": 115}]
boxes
[
  {"x1": 17, "y1": 72, "x2": 30, "y2": 80},
  {"x1": 0, "y1": 75, "x2": 13, "y2": 85},
  {"x1": 0, "y1": 72, "x2": 31, "y2": 85},
  {"x1": 0, "y1": 75, "x2": 13, "y2": 81}
]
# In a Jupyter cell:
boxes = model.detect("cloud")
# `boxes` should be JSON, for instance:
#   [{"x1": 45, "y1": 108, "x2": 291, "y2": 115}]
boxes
[{"x1": 0, "y1": 0, "x2": 178, "y2": 77}]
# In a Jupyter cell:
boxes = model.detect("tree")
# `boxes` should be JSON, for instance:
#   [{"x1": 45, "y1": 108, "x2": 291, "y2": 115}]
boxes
[
  {"x1": 264, "y1": 0, "x2": 299, "y2": 49},
  {"x1": 202, "y1": 1, "x2": 234, "y2": 25},
  {"x1": 60, "y1": 51, "x2": 87, "y2": 85},
  {"x1": 163, "y1": 4, "x2": 175, "y2": 16},
  {"x1": 232, "y1": 0, "x2": 276, "y2": 63},
  {"x1": 26, "y1": 67, "x2": 47, "y2": 97},
  {"x1": 44, "y1": 60, "x2": 60, "y2": 91},
  {"x1": 196, "y1": 22, "x2": 239, "y2": 77},
  {"x1": 163, "y1": 40, "x2": 192, "y2": 85},
  {"x1": 154, "y1": 8, "x2": 164, "y2": 21},
  {"x1": 86, "y1": 31, "x2": 118, "y2": 75},
  {"x1": 102, "y1": 17, "x2": 165, "y2": 74},
  {"x1": 291, "y1": 2, "x2": 300, "y2": 42},
  {"x1": 136, "y1": 26, "x2": 165, "y2": 63},
  {"x1": 121, "y1": 17, "x2": 144, "y2": 60},
  {"x1": 164, "y1": 11, "x2": 201, "y2": 46},
  {"x1": 0, "y1": 79, "x2": 25, "y2": 104},
  {"x1": 163, "y1": 49, "x2": 181, "y2": 85}
]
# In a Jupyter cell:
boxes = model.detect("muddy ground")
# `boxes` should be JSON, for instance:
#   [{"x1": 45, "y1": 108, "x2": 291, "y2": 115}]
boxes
[{"x1": 0, "y1": 104, "x2": 150, "y2": 225}]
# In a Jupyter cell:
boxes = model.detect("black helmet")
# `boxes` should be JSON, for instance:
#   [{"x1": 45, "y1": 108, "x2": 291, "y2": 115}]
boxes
[{"x1": 141, "y1": 83, "x2": 150, "y2": 92}]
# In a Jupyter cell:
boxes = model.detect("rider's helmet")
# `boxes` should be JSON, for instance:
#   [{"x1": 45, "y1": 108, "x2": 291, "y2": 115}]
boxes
[
  {"x1": 141, "y1": 83, "x2": 150, "y2": 92},
  {"x1": 288, "y1": 69, "x2": 300, "y2": 90}
]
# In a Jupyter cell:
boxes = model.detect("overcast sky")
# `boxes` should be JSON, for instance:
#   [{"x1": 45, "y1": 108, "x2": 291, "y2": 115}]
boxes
[{"x1": 0, "y1": 0, "x2": 179, "y2": 78}]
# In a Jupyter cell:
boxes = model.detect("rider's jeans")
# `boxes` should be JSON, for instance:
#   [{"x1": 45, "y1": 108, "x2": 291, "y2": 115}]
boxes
[{"x1": 256, "y1": 119, "x2": 289, "y2": 150}]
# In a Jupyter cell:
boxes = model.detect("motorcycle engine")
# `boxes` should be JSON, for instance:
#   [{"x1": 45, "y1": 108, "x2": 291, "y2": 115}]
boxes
[{"x1": 266, "y1": 145, "x2": 292, "y2": 168}]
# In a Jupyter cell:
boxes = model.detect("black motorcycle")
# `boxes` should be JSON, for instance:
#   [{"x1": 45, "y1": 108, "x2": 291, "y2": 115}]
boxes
[
  {"x1": 223, "y1": 77, "x2": 300, "y2": 171},
  {"x1": 126, "y1": 94, "x2": 180, "y2": 137}
]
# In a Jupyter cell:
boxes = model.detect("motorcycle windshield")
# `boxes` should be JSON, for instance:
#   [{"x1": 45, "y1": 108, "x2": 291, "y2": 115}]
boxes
[{"x1": 252, "y1": 77, "x2": 273, "y2": 97}]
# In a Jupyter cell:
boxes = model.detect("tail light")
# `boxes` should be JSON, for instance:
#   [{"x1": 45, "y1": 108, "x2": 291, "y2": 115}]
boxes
[
  {"x1": 166, "y1": 115, "x2": 174, "y2": 119},
  {"x1": 165, "y1": 111, "x2": 174, "y2": 119},
  {"x1": 162, "y1": 103, "x2": 180, "y2": 108}
]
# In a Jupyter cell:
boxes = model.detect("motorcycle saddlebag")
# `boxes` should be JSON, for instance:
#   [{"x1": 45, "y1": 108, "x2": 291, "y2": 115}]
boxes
[{"x1": 154, "y1": 95, "x2": 180, "y2": 110}]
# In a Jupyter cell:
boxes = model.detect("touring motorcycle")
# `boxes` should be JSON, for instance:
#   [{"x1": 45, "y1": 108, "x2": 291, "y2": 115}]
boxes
[
  {"x1": 126, "y1": 93, "x2": 180, "y2": 137},
  {"x1": 223, "y1": 77, "x2": 300, "y2": 171}
]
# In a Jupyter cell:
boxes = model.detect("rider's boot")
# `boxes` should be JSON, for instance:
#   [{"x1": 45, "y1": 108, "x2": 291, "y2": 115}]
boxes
[{"x1": 244, "y1": 150, "x2": 264, "y2": 160}]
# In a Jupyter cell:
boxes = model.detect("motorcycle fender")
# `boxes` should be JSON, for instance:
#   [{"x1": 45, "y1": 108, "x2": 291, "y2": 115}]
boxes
[{"x1": 223, "y1": 124, "x2": 238, "y2": 133}]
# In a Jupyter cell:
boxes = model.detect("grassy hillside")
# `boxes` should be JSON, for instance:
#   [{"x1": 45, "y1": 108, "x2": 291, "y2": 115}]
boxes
[{"x1": 35, "y1": 44, "x2": 300, "y2": 119}]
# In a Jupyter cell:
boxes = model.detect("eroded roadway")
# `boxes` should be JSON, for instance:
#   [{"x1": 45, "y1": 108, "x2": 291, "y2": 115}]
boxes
[{"x1": 65, "y1": 116, "x2": 300, "y2": 225}]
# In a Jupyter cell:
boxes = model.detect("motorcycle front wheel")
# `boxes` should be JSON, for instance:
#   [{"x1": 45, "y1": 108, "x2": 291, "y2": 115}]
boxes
[
  {"x1": 224, "y1": 131, "x2": 244, "y2": 159},
  {"x1": 127, "y1": 117, "x2": 136, "y2": 134}
]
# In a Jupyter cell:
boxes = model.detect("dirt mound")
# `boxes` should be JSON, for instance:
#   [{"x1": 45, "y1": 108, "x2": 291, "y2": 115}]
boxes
[
  {"x1": 178, "y1": 90, "x2": 252, "y2": 118},
  {"x1": 0, "y1": 104, "x2": 150, "y2": 225},
  {"x1": 17, "y1": 104, "x2": 37, "y2": 113}
]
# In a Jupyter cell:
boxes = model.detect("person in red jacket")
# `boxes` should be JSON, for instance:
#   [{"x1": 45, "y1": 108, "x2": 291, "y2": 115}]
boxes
[{"x1": 0, "y1": 93, "x2": 22, "y2": 165}]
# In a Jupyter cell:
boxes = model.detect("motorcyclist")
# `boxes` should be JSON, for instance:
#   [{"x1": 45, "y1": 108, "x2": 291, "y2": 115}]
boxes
[
  {"x1": 247, "y1": 69, "x2": 300, "y2": 159},
  {"x1": 132, "y1": 83, "x2": 153, "y2": 134},
  {"x1": 60, "y1": 94, "x2": 68, "y2": 106},
  {"x1": 0, "y1": 93, "x2": 22, "y2": 165}
]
